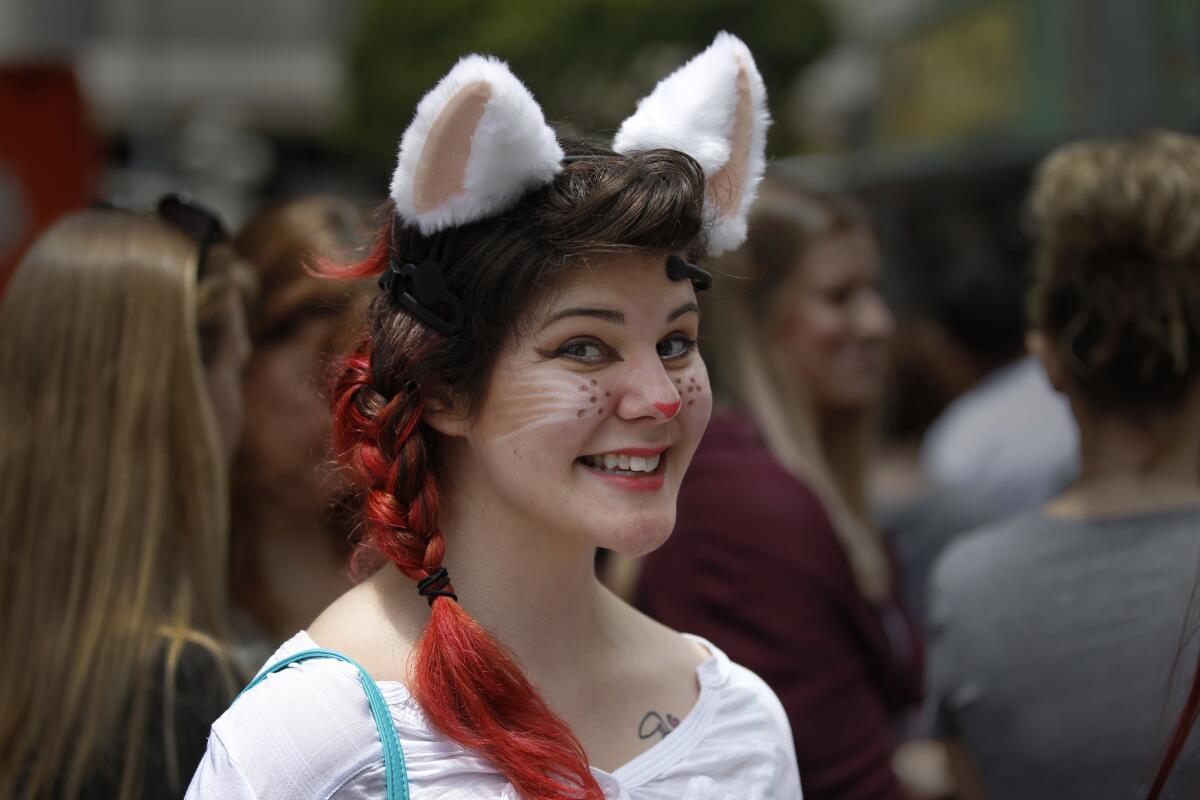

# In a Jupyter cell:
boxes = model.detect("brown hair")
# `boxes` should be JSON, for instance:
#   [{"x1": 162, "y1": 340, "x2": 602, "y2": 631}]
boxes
[
  {"x1": 233, "y1": 195, "x2": 368, "y2": 343},
  {"x1": 329, "y1": 141, "x2": 707, "y2": 799},
  {"x1": 704, "y1": 178, "x2": 892, "y2": 602},
  {"x1": 1029, "y1": 130, "x2": 1200, "y2": 418},
  {"x1": 0, "y1": 210, "x2": 247, "y2": 798},
  {"x1": 229, "y1": 196, "x2": 370, "y2": 635}
]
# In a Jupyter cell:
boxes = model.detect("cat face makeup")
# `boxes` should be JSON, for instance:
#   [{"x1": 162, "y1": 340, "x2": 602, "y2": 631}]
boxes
[{"x1": 457, "y1": 252, "x2": 712, "y2": 556}]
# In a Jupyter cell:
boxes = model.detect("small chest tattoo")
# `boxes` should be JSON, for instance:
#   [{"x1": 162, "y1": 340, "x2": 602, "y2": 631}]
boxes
[{"x1": 637, "y1": 710, "x2": 681, "y2": 740}]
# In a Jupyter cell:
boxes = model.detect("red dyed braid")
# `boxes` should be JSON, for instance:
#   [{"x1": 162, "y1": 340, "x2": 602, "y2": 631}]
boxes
[{"x1": 330, "y1": 334, "x2": 603, "y2": 799}]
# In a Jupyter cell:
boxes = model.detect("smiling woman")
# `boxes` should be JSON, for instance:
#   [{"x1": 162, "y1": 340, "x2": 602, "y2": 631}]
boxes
[{"x1": 188, "y1": 34, "x2": 801, "y2": 800}]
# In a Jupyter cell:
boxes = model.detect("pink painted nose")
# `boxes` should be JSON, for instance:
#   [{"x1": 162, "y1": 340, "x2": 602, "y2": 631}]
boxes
[{"x1": 654, "y1": 400, "x2": 682, "y2": 419}]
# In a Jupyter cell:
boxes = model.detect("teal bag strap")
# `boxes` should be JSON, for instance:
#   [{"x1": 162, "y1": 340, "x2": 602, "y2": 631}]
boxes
[{"x1": 238, "y1": 648, "x2": 410, "y2": 800}]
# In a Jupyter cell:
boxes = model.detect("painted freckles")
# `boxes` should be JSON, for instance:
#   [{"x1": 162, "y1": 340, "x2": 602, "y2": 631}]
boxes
[{"x1": 674, "y1": 373, "x2": 709, "y2": 408}]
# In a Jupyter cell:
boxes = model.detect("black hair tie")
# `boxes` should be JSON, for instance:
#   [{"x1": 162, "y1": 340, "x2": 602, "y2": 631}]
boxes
[{"x1": 416, "y1": 566, "x2": 458, "y2": 606}]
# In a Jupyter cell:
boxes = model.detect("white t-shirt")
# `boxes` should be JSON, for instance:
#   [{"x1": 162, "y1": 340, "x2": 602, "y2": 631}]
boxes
[{"x1": 187, "y1": 631, "x2": 802, "y2": 799}]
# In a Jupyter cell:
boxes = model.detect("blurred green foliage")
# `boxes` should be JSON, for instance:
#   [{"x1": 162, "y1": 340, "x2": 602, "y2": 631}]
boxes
[{"x1": 340, "y1": 0, "x2": 832, "y2": 173}]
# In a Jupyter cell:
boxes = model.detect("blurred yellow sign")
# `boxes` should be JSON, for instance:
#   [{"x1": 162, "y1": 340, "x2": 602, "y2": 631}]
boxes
[{"x1": 880, "y1": 0, "x2": 1029, "y2": 146}]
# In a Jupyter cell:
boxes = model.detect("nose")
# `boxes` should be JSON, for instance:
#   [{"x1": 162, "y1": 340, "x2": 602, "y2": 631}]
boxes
[
  {"x1": 857, "y1": 289, "x2": 894, "y2": 342},
  {"x1": 614, "y1": 351, "x2": 682, "y2": 423},
  {"x1": 654, "y1": 400, "x2": 682, "y2": 419}
]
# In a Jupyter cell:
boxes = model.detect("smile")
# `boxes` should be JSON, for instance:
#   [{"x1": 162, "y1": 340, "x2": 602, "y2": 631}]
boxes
[{"x1": 575, "y1": 447, "x2": 668, "y2": 491}]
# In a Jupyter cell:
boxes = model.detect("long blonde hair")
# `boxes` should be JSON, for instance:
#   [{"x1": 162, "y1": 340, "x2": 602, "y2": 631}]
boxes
[
  {"x1": 0, "y1": 210, "x2": 246, "y2": 798},
  {"x1": 706, "y1": 179, "x2": 892, "y2": 603}
]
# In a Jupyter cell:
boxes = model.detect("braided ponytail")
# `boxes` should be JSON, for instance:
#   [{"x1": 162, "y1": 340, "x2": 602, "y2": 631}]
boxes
[{"x1": 328, "y1": 256, "x2": 603, "y2": 799}]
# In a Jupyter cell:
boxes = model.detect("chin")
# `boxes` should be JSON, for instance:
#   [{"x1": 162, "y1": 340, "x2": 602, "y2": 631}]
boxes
[
  {"x1": 591, "y1": 509, "x2": 677, "y2": 557},
  {"x1": 821, "y1": 378, "x2": 884, "y2": 411}
]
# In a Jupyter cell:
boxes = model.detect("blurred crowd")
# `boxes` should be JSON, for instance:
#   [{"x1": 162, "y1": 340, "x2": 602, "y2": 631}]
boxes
[{"x1": 3, "y1": 126, "x2": 1200, "y2": 799}]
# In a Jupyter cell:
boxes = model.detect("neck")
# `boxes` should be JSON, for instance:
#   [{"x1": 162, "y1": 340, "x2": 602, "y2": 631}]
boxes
[
  {"x1": 1076, "y1": 406, "x2": 1200, "y2": 483},
  {"x1": 242, "y1": 498, "x2": 353, "y2": 638},
  {"x1": 817, "y1": 404, "x2": 870, "y2": 516},
  {"x1": 1051, "y1": 393, "x2": 1200, "y2": 516},
  {"x1": 433, "y1": 478, "x2": 621, "y2": 684}
]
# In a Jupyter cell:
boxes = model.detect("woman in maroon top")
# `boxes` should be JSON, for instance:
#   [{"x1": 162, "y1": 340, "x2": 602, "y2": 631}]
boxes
[{"x1": 636, "y1": 180, "x2": 924, "y2": 799}]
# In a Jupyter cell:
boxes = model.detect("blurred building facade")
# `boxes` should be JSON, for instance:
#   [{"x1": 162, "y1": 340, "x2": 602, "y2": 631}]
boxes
[{"x1": 0, "y1": 0, "x2": 365, "y2": 244}]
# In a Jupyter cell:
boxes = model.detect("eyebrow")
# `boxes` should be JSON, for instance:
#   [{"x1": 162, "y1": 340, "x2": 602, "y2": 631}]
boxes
[
  {"x1": 668, "y1": 301, "x2": 700, "y2": 322},
  {"x1": 540, "y1": 301, "x2": 699, "y2": 330},
  {"x1": 539, "y1": 307, "x2": 624, "y2": 330}
]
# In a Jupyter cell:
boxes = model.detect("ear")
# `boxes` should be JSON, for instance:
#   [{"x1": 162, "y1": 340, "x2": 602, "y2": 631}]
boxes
[
  {"x1": 421, "y1": 388, "x2": 471, "y2": 439},
  {"x1": 390, "y1": 55, "x2": 564, "y2": 236},
  {"x1": 1027, "y1": 330, "x2": 1067, "y2": 394},
  {"x1": 612, "y1": 32, "x2": 770, "y2": 256}
]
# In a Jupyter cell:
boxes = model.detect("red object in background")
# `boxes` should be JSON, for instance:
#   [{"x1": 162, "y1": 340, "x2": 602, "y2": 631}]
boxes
[{"x1": 0, "y1": 63, "x2": 98, "y2": 296}]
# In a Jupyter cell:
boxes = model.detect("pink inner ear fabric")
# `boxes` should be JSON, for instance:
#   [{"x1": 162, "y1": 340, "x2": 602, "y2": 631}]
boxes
[
  {"x1": 414, "y1": 81, "x2": 492, "y2": 215},
  {"x1": 706, "y1": 64, "x2": 753, "y2": 218}
]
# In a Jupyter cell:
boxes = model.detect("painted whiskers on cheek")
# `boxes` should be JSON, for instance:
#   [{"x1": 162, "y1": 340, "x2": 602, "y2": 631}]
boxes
[{"x1": 491, "y1": 375, "x2": 613, "y2": 445}]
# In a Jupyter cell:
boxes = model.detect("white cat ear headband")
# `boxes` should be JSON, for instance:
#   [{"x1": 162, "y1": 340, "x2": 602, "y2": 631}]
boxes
[{"x1": 379, "y1": 32, "x2": 770, "y2": 335}]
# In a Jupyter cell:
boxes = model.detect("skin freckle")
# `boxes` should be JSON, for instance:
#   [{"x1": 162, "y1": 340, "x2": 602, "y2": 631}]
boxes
[
  {"x1": 605, "y1": 391, "x2": 611, "y2": 398},
  {"x1": 590, "y1": 396, "x2": 597, "y2": 403},
  {"x1": 688, "y1": 400, "x2": 695, "y2": 406},
  {"x1": 577, "y1": 409, "x2": 586, "y2": 418},
  {"x1": 598, "y1": 408, "x2": 604, "y2": 415},
  {"x1": 590, "y1": 379, "x2": 598, "y2": 386}
]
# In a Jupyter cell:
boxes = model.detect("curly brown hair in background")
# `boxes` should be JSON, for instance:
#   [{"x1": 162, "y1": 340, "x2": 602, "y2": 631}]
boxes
[{"x1": 1029, "y1": 130, "x2": 1200, "y2": 421}]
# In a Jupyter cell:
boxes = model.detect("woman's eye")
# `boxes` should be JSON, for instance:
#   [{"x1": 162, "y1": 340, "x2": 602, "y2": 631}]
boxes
[
  {"x1": 657, "y1": 335, "x2": 697, "y2": 360},
  {"x1": 556, "y1": 338, "x2": 609, "y2": 362}
]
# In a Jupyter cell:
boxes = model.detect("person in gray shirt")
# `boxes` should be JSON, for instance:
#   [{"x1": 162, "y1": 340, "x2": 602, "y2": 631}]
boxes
[{"x1": 926, "y1": 130, "x2": 1200, "y2": 800}]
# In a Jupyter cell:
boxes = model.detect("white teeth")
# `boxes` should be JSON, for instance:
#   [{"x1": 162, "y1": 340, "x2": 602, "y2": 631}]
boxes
[{"x1": 582, "y1": 452, "x2": 664, "y2": 473}]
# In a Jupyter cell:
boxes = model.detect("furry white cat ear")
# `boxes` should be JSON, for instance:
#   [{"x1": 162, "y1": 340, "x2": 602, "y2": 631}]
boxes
[
  {"x1": 390, "y1": 55, "x2": 564, "y2": 236},
  {"x1": 613, "y1": 32, "x2": 770, "y2": 256}
]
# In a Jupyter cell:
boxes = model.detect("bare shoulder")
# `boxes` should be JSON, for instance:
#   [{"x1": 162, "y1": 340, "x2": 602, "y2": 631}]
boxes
[{"x1": 306, "y1": 567, "x2": 428, "y2": 683}]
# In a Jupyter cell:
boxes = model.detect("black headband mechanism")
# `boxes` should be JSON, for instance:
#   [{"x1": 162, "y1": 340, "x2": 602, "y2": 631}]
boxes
[{"x1": 378, "y1": 232, "x2": 465, "y2": 337}]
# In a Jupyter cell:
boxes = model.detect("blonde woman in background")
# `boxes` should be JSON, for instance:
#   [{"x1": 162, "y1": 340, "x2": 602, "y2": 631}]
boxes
[
  {"x1": 0, "y1": 200, "x2": 253, "y2": 799},
  {"x1": 636, "y1": 179, "x2": 924, "y2": 800},
  {"x1": 229, "y1": 196, "x2": 370, "y2": 646}
]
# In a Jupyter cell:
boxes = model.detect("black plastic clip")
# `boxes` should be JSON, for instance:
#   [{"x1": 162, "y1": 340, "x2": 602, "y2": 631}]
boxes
[
  {"x1": 378, "y1": 255, "x2": 464, "y2": 336},
  {"x1": 666, "y1": 255, "x2": 714, "y2": 292}
]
